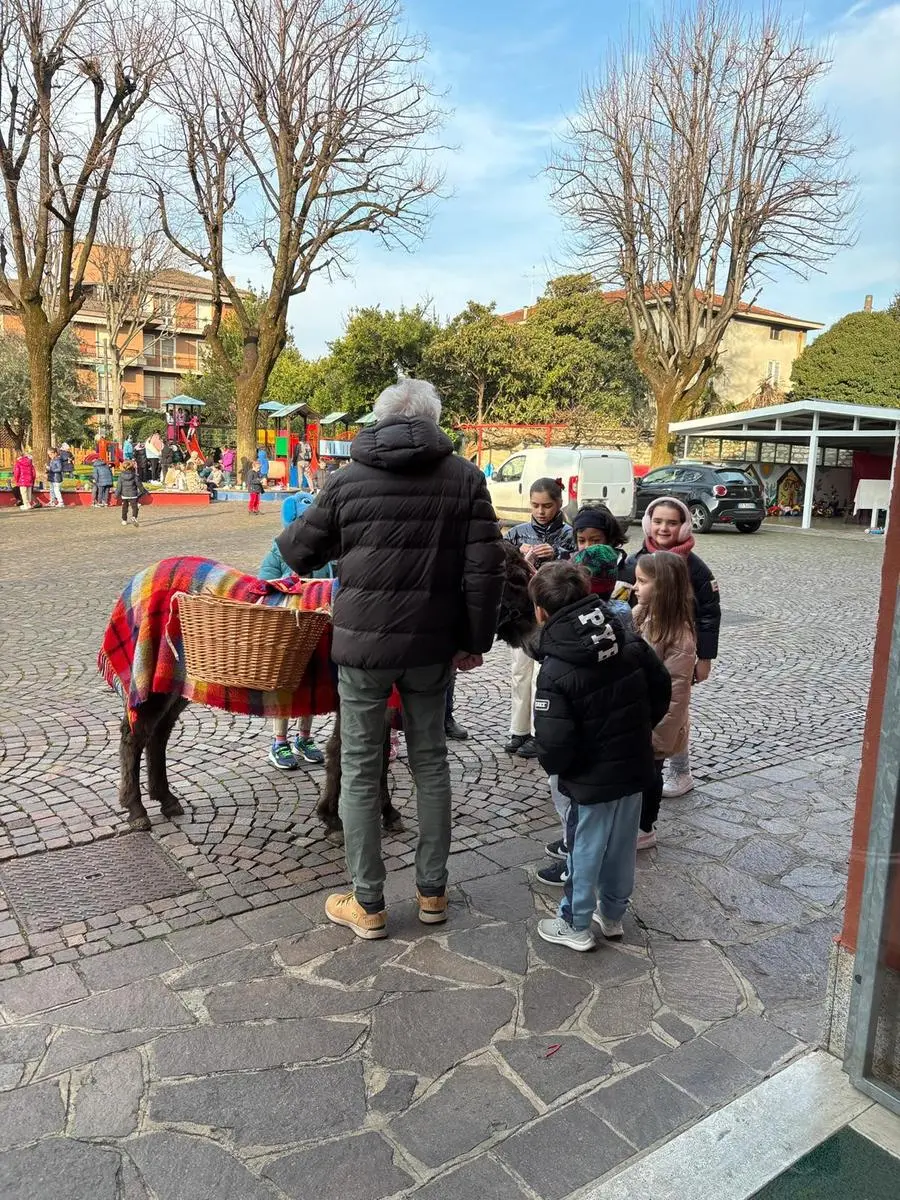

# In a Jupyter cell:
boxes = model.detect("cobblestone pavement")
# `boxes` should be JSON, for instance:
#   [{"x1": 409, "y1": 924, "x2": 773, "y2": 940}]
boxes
[{"x1": 0, "y1": 504, "x2": 883, "y2": 1197}]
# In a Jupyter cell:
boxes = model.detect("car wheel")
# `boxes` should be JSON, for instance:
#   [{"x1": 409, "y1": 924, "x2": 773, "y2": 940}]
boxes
[
  {"x1": 689, "y1": 502, "x2": 712, "y2": 534},
  {"x1": 736, "y1": 521, "x2": 762, "y2": 533}
]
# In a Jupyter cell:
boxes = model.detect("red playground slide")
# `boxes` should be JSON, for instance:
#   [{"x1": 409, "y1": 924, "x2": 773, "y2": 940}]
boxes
[{"x1": 178, "y1": 429, "x2": 202, "y2": 456}]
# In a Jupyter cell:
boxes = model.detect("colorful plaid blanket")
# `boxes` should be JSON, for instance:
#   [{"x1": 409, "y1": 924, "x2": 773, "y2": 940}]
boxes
[{"x1": 98, "y1": 556, "x2": 337, "y2": 724}]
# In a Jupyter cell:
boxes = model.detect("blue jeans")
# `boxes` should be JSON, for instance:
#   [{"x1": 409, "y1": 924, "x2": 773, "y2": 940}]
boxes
[{"x1": 560, "y1": 793, "x2": 642, "y2": 931}]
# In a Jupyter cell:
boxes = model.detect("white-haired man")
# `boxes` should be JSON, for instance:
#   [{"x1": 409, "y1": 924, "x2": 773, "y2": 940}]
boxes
[{"x1": 278, "y1": 379, "x2": 504, "y2": 938}]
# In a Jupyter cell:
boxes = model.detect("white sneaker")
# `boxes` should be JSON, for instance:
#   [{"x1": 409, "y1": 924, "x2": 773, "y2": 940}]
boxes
[
  {"x1": 663, "y1": 773, "x2": 694, "y2": 798},
  {"x1": 537, "y1": 917, "x2": 595, "y2": 952},
  {"x1": 592, "y1": 908, "x2": 624, "y2": 939},
  {"x1": 636, "y1": 829, "x2": 657, "y2": 851}
]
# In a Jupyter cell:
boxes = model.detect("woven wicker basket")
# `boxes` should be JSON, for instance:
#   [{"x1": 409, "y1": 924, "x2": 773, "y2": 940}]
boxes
[{"x1": 177, "y1": 593, "x2": 331, "y2": 692}]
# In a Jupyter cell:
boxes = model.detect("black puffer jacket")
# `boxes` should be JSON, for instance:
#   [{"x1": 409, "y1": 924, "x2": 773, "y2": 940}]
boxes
[
  {"x1": 276, "y1": 416, "x2": 504, "y2": 669},
  {"x1": 533, "y1": 596, "x2": 672, "y2": 805},
  {"x1": 622, "y1": 546, "x2": 721, "y2": 661}
]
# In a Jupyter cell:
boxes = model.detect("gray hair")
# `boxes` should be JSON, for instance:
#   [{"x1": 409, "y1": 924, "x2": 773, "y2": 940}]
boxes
[{"x1": 373, "y1": 378, "x2": 442, "y2": 423}]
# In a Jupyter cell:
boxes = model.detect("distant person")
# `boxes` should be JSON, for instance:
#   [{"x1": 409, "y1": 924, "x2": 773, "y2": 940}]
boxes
[
  {"x1": 123, "y1": 436, "x2": 134, "y2": 461},
  {"x1": 257, "y1": 445, "x2": 270, "y2": 482},
  {"x1": 221, "y1": 446, "x2": 236, "y2": 486},
  {"x1": 46, "y1": 448, "x2": 64, "y2": 507},
  {"x1": 145, "y1": 433, "x2": 163, "y2": 481},
  {"x1": 116, "y1": 459, "x2": 146, "y2": 527},
  {"x1": 91, "y1": 458, "x2": 114, "y2": 507},
  {"x1": 13, "y1": 450, "x2": 36, "y2": 511},
  {"x1": 59, "y1": 443, "x2": 75, "y2": 478},
  {"x1": 247, "y1": 458, "x2": 265, "y2": 515},
  {"x1": 134, "y1": 441, "x2": 148, "y2": 482},
  {"x1": 530, "y1": 562, "x2": 670, "y2": 952},
  {"x1": 160, "y1": 439, "x2": 175, "y2": 479}
]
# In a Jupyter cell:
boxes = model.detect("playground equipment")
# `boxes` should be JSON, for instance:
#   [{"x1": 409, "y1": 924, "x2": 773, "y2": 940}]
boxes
[{"x1": 164, "y1": 395, "x2": 206, "y2": 456}]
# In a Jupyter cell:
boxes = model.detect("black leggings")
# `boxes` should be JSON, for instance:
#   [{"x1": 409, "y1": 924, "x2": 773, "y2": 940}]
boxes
[
  {"x1": 120, "y1": 497, "x2": 140, "y2": 521},
  {"x1": 640, "y1": 760, "x2": 665, "y2": 833}
]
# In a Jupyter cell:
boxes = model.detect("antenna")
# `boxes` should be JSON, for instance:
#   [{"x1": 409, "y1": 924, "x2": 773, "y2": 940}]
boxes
[{"x1": 522, "y1": 266, "x2": 541, "y2": 306}]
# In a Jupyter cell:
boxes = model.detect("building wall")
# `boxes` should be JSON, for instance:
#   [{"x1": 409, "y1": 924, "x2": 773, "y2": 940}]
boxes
[{"x1": 715, "y1": 318, "x2": 808, "y2": 407}]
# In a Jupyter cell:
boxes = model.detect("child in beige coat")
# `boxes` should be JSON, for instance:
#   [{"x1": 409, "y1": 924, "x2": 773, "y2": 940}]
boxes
[{"x1": 633, "y1": 550, "x2": 696, "y2": 849}]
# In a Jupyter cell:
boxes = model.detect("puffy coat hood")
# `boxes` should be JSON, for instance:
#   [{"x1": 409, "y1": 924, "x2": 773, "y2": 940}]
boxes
[
  {"x1": 537, "y1": 596, "x2": 624, "y2": 669},
  {"x1": 351, "y1": 416, "x2": 454, "y2": 473},
  {"x1": 642, "y1": 495, "x2": 692, "y2": 543}
]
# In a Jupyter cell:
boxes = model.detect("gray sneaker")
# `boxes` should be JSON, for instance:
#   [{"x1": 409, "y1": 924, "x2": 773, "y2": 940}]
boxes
[
  {"x1": 592, "y1": 908, "x2": 624, "y2": 940},
  {"x1": 537, "y1": 917, "x2": 595, "y2": 952}
]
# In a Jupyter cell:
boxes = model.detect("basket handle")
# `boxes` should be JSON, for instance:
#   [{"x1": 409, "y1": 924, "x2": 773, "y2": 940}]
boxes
[{"x1": 165, "y1": 590, "x2": 192, "y2": 664}]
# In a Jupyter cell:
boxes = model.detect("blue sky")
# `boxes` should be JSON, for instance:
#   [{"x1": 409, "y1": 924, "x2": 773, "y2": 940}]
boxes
[{"x1": 245, "y1": 0, "x2": 900, "y2": 357}]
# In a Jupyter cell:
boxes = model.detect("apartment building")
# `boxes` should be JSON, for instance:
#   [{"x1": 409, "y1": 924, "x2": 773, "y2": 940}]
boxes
[{"x1": 0, "y1": 266, "x2": 230, "y2": 418}]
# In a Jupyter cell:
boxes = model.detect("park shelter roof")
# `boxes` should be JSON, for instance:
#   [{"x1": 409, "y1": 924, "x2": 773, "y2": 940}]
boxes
[
  {"x1": 270, "y1": 402, "x2": 316, "y2": 420},
  {"x1": 669, "y1": 399, "x2": 900, "y2": 450},
  {"x1": 164, "y1": 395, "x2": 206, "y2": 407},
  {"x1": 355, "y1": 411, "x2": 378, "y2": 427},
  {"x1": 258, "y1": 401, "x2": 284, "y2": 413},
  {"x1": 319, "y1": 410, "x2": 350, "y2": 426}
]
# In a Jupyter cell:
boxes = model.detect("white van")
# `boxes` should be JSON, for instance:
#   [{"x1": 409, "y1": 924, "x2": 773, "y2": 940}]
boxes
[{"x1": 486, "y1": 446, "x2": 635, "y2": 524}]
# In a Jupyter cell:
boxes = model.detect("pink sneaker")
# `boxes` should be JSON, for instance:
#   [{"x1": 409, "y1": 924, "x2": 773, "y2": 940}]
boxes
[{"x1": 636, "y1": 829, "x2": 657, "y2": 851}]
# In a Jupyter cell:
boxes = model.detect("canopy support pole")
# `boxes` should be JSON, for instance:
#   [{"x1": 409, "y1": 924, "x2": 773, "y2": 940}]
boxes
[{"x1": 801, "y1": 414, "x2": 820, "y2": 530}]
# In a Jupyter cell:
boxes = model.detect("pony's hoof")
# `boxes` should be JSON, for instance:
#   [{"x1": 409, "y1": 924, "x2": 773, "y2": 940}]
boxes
[
  {"x1": 121, "y1": 815, "x2": 152, "y2": 834},
  {"x1": 160, "y1": 796, "x2": 185, "y2": 818},
  {"x1": 383, "y1": 808, "x2": 404, "y2": 833}
]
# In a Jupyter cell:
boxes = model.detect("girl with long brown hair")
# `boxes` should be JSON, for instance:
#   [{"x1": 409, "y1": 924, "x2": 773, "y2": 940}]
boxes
[{"x1": 633, "y1": 551, "x2": 697, "y2": 849}]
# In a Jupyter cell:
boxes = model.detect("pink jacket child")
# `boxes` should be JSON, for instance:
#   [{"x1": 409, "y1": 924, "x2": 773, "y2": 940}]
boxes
[{"x1": 13, "y1": 453, "x2": 36, "y2": 487}]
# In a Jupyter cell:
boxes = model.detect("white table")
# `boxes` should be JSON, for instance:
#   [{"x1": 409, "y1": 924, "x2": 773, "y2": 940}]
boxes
[{"x1": 854, "y1": 479, "x2": 892, "y2": 530}]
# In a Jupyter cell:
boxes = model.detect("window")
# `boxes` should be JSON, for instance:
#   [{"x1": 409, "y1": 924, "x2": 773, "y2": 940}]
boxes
[
  {"x1": 766, "y1": 360, "x2": 781, "y2": 385},
  {"x1": 643, "y1": 467, "x2": 679, "y2": 485},
  {"x1": 715, "y1": 470, "x2": 754, "y2": 484},
  {"x1": 675, "y1": 469, "x2": 704, "y2": 484},
  {"x1": 159, "y1": 336, "x2": 175, "y2": 368},
  {"x1": 159, "y1": 376, "x2": 178, "y2": 401},
  {"x1": 495, "y1": 456, "x2": 525, "y2": 482},
  {"x1": 770, "y1": 326, "x2": 782, "y2": 341}
]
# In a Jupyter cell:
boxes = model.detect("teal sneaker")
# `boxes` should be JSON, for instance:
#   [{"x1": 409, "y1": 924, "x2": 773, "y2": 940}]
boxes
[
  {"x1": 268, "y1": 741, "x2": 299, "y2": 770},
  {"x1": 293, "y1": 735, "x2": 325, "y2": 765}
]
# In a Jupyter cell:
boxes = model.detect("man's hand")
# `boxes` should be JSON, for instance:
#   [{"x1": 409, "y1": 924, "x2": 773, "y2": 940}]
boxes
[
  {"x1": 694, "y1": 659, "x2": 712, "y2": 683},
  {"x1": 530, "y1": 542, "x2": 554, "y2": 561},
  {"x1": 452, "y1": 652, "x2": 483, "y2": 672}
]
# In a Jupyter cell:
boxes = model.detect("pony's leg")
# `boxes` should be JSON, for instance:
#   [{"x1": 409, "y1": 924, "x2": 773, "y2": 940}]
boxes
[
  {"x1": 382, "y1": 711, "x2": 404, "y2": 832},
  {"x1": 118, "y1": 703, "x2": 156, "y2": 832},
  {"x1": 146, "y1": 697, "x2": 190, "y2": 819},
  {"x1": 318, "y1": 708, "x2": 344, "y2": 838}
]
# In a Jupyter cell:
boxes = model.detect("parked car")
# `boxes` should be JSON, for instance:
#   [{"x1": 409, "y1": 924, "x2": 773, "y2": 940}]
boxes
[
  {"x1": 634, "y1": 462, "x2": 766, "y2": 533},
  {"x1": 486, "y1": 446, "x2": 634, "y2": 524}
]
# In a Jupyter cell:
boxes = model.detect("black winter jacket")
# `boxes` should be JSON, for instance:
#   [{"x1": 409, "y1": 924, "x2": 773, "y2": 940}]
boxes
[
  {"x1": 533, "y1": 596, "x2": 672, "y2": 805},
  {"x1": 276, "y1": 416, "x2": 504, "y2": 669},
  {"x1": 115, "y1": 466, "x2": 145, "y2": 501},
  {"x1": 505, "y1": 512, "x2": 575, "y2": 559},
  {"x1": 622, "y1": 546, "x2": 721, "y2": 661}
]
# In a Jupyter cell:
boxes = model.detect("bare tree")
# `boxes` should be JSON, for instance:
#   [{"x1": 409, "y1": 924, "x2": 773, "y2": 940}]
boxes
[
  {"x1": 550, "y1": 0, "x2": 855, "y2": 464},
  {"x1": 155, "y1": 0, "x2": 444, "y2": 465},
  {"x1": 0, "y1": 0, "x2": 171, "y2": 465},
  {"x1": 91, "y1": 196, "x2": 185, "y2": 441}
]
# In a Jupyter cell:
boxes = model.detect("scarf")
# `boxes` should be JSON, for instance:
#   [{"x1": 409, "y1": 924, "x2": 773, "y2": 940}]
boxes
[{"x1": 644, "y1": 534, "x2": 695, "y2": 558}]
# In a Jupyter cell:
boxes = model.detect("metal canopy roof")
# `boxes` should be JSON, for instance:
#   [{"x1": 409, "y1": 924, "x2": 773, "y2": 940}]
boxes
[
  {"x1": 164, "y1": 395, "x2": 206, "y2": 407},
  {"x1": 258, "y1": 400, "x2": 284, "y2": 413},
  {"x1": 670, "y1": 399, "x2": 900, "y2": 449},
  {"x1": 319, "y1": 410, "x2": 350, "y2": 426},
  {"x1": 355, "y1": 410, "x2": 378, "y2": 427}
]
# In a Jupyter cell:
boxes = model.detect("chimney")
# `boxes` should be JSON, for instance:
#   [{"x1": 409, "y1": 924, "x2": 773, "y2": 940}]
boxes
[{"x1": 864, "y1": 294, "x2": 873, "y2": 312}]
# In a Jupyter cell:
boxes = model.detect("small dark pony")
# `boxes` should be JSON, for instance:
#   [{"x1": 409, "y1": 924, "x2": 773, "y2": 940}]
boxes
[{"x1": 115, "y1": 540, "x2": 536, "y2": 838}]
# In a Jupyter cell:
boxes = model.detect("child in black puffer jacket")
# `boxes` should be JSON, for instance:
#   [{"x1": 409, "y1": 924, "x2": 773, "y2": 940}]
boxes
[{"x1": 531, "y1": 562, "x2": 670, "y2": 953}]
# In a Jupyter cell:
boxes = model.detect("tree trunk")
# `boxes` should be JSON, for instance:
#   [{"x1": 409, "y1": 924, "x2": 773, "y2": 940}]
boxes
[
  {"x1": 235, "y1": 372, "x2": 266, "y2": 483},
  {"x1": 109, "y1": 353, "x2": 125, "y2": 444},
  {"x1": 23, "y1": 309, "x2": 53, "y2": 471},
  {"x1": 649, "y1": 381, "x2": 679, "y2": 467}
]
